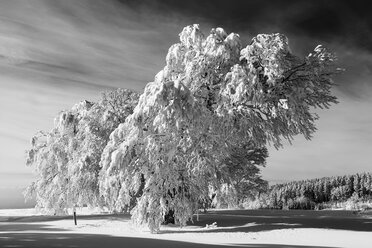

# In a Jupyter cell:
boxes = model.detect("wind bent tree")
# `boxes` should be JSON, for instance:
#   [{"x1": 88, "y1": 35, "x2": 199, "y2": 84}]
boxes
[{"x1": 99, "y1": 24, "x2": 340, "y2": 232}]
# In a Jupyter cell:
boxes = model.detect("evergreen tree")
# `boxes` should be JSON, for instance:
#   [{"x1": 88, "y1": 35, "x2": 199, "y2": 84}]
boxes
[
  {"x1": 323, "y1": 180, "x2": 331, "y2": 202},
  {"x1": 353, "y1": 174, "x2": 361, "y2": 197},
  {"x1": 264, "y1": 172, "x2": 372, "y2": 209},
  {"x1": 346, "y1": 175, "x2": 354, "y2": 198}
]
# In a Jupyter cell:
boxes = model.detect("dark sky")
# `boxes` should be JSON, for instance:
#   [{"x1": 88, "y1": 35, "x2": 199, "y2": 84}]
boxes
[
  {"x1": 127, "y1": 0, "x2": 372, "y2": 46},
  {"x1": 0, "y1": 0, "x2": 371, "y2": 191},
  {"x1": 120, "y1": 0, "x2": 372, "y2": 49},
  {"x1": 119, "y1": 0, "x2": 372, "y2": 98}
]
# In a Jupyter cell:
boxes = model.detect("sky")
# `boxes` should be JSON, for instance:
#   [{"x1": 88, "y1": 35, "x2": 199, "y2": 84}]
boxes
[{"x1": 0, "y1": 0, "x2": 371, "y2": 203}]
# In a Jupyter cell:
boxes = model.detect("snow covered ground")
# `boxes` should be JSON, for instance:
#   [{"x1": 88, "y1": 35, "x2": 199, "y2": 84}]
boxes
[{"x1": 0, "y1": 208, "x2": 371, "y2": 248}]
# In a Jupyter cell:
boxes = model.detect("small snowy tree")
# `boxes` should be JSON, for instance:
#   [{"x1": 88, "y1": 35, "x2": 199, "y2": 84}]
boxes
[
  {"x1": 25, "y1": 89, "x2": 139, "y2": 215},
  {"x1": 99, "y1": 24, "x2": 340, "y2": 232}
]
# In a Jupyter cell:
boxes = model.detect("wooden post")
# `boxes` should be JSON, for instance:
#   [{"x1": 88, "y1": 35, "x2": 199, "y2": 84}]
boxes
[{"x1": 73, "y1": 206, "x2": 77, "y2": 225}]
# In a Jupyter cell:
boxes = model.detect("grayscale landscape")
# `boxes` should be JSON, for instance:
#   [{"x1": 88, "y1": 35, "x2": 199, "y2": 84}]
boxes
[{"x1": 0, "y1": 0, "x2": 371, "y2": 247}]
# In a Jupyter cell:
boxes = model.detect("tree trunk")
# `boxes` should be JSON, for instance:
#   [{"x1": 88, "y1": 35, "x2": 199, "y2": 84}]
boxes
[
  {"x1": 163, "y1": 209, "x2": 175, "y2": 224},
  {"x1": 73, "y1": 206, "x2": 77, "y2": 225}
]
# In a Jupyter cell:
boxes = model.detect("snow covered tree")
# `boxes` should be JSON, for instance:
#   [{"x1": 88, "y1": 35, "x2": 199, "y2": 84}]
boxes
[
  {"x1": 214, "y1": 142, "x2": 268, "y2": 208},
  {"x1": 25, "y1": 89, "x2": 139, "y2": 215},
  {"x1": 99, "y1": 24, "x2": 340, "y2": 232}
]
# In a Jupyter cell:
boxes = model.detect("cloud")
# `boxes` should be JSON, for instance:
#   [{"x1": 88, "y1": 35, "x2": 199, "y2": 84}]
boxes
[
  {"x1": 0, "y1": 0, "x2": 182, "y2": 91},
  {"x1": 0, "y1": 0, "x2": 371, "y2": 182},
  {"x1": 121, "y1": 0, "x2": 372, "y2": 49},
  {"x1": 0, "y1": 0, "x2": 188, "y2": 175},
  {"x1": 116, "y1": 0, "x2": 372, "y2": 181},
  {"x1": 117, "y1": 0, "x2": 372, "y2": 99}
]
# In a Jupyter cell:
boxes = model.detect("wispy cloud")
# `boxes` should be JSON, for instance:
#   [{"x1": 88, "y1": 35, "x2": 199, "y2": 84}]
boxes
[
  {"x1": 0, "y1": 0, "x2": 173, "y2": 90},
  {"x1": 0, "y1": 0, "x2": 186, "y2": 174},
  {"x1": 0, "y1": 0, "x2": 371, "y2": 183}
]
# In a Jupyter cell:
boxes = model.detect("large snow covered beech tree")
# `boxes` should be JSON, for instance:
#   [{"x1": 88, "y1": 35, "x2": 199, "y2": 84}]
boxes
[
  {"x1": 99, "y1": 24, "x2": 340, "y2": 232},
  {"x1": 25, "y1": 89, "x2": 138, "y2": 214}
]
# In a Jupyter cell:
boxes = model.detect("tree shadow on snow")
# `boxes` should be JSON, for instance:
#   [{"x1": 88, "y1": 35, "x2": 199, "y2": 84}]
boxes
[
  {"x1": 0, "y1": 223, "x2": 66, "y2": 232},
  {"x1": 3, "y1": 212, "x2": 131, "y2": 223},
  {"x1": 0, "y1": 211, "x2": 347, "y2": 248},
  {"x1": 0, "y1": 232, "x2": 340, "y2": 248},
  {"x1": 161, "y1": 209, "x2": 372, "y2": 234}
]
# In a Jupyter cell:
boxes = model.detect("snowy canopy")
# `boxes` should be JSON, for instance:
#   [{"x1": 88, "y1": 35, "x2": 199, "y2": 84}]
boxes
[{"x1": 99, "y1": 24, "x2": 339, "y2": 232}]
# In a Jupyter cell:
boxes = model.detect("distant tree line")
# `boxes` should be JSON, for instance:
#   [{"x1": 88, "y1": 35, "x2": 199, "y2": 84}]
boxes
[{"x1": 254, "y1": 172, "x2": 372, "y2": 210}]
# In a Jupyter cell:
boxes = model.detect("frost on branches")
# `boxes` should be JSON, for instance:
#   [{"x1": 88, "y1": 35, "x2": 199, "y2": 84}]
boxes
[
  {"x1": 214, "y1": 142, "x2": 269, "y2": 209},
  {"x1": 99, "y1": 24, "x2": 339, "y2": 232},
  {"x1": 25, "y1": 89, "x2": 138, "y2": 214}
]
